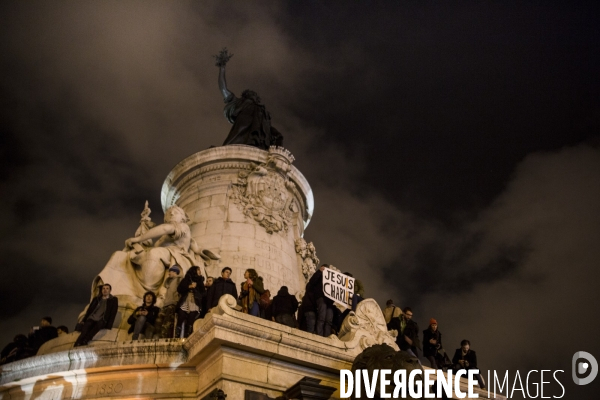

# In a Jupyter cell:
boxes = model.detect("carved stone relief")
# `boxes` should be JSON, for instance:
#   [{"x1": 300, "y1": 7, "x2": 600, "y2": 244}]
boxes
[
  {"x1": 133, "y1": 200, "x2": 156, "y2": 248},
  {"x1": 230, "y1": 146, "x2": 299, "y2": 234},
  {"x1": 295, "y1": 238, "x2": 320, "y2": 282},
  {"x1": 338, "y1": 299, "x2": 399, "y2": 352}
]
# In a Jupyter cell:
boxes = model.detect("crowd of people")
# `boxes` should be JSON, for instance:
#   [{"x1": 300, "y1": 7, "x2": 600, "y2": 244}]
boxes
[
  {"x1": 383, "y1": 300, "x2": 486, "y2": 389},
  {"x1": 0, "y1": 317, "x2": 69, "y2": 365},
  {"x1": 1, "y1": 263, "x2": 485, "y2": 388}
]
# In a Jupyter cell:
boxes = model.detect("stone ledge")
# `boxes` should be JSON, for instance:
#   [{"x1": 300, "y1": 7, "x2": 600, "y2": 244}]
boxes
[{"x1": 0, "y1": 338, "x2": 186, "y2": 386}]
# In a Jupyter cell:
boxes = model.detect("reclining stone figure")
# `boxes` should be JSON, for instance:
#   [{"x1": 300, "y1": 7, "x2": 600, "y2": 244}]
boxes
[{"x1": 84, "y1": 205, "x2": 219, "y2": 317}]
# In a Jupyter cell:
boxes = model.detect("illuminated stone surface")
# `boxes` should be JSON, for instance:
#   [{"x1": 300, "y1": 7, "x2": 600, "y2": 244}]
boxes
[{"x1": 161, "y1": 145, "x2": 314, "y2": 298}]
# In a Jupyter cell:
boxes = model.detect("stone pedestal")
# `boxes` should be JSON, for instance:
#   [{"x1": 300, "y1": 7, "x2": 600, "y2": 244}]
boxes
[
  {"x1": 161, "y1": 145, "x2": 314, "y2": 295},
  {"x1": 0, "y1": 297, "x2": 498, "y2": 400},
  {"x1": 0, "y1": 146, "x2": 504, "y2": 400}
]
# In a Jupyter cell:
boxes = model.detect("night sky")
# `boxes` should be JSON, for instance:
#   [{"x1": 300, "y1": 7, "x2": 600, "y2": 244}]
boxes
[{"x1": 1, "y1": 1, "x2": 599, "y2": 397}]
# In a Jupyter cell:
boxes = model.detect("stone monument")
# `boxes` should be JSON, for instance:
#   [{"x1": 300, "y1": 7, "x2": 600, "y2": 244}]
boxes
[{"x1": 0, "y1": 50, "x2": 497, "y2": 400}]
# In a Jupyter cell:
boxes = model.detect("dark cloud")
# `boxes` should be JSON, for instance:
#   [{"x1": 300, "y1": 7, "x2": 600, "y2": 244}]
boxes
[{"x1": 1, "y1": 1, "x2": 599, "y2": 397}]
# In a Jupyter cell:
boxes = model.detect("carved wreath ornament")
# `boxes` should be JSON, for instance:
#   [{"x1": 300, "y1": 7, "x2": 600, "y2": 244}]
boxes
[{"x1": 231, "y1": 147, "x2": 299, "y2": 234}]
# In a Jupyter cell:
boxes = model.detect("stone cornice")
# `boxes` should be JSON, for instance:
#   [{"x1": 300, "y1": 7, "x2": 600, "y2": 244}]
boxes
[
  {"x1": 184, "y1": 295, "x2": 361, "y2": 371},
  {"x1": 0, "y1": 338, "x2": 187, "y2": 386}
]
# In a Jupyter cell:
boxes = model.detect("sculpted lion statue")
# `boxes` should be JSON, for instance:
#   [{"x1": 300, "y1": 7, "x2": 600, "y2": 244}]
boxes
[{"x1": 350, "y1": 344, "x2": 423, "y2": 400}]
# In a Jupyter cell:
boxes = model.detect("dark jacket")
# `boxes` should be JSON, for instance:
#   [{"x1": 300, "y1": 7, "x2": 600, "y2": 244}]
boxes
[
  {"x1": 303, "y1": 270, "x2": 334, "y2": 313},
  {"x1": 127, "y1": 304, "x2": 160, "y2": 334},
  {"x1": 206, "y1": 277, "x2": 238, "y2": 309},
  {"x1": 1, "y1": 335, "x2": 29, "y2": 365},
  {"x1": 423, "y1": 327, "x2": 442, "y2": 358},
  {"x1": 398, "y1": 319, "x2": 421, "y2": 356},
  {"x1": 452, "y1": 349, "x2": 478, "y2": 371},
  {"x1": 28, "y1": 326, "x2": 58, "y2": 352},
  {"x1": 239, "y1": 276, "x2": 265, "y2": 304},
  {"x1": 271, "y1": 287, "x2": 298, "y2": 317},
  {"x1": 83, "y1": 295, "x2": 119, "y2": 329},
  {"x1": 177, "y1": 274, "x2": 205, "y2": 309}
]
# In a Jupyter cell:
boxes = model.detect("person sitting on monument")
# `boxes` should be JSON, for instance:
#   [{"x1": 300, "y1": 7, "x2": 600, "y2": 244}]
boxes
[
  {"x1": 0, "y1": 334, "x2": 29, "y2": 365},
  {"x1": 154, "y1": 264, "x2": 182, "y2": 338},
  {"x1": 303, "y1": 264, "x2": 335, "y2": 337},
  {"x1": 27, "y1": 316, "x2": 58, "y2": 354},
  {"x1": 238, "y1": 268, "x2": 265, "y2": 317},
  {"x1": 452, "y1": 339, "x2": 485, "y2": 389},
  {"x1": 127, "y1": 291, "x2": 160, "y2": 340},
  {"x1": 123, "y1": 205, "x2": 218, "y2": 297},
  {"x1": 205, "y1": 267, "x2": 238, "y2": 311},
  {"x1": 57, "y1": 326, "x2": 69, "y2": 336},
  {"x1": 199, "y1": 276, "x2": 214, "y2": 318},
  {"x1": 271, "y1": 286, "x2": 298, "y2": 328},
  {"x1": 176, "y1": 266, "x2": 205, "y2": 338},
  {"x1": 74, "y1": 284, "x2": 118, "y2": 347}
]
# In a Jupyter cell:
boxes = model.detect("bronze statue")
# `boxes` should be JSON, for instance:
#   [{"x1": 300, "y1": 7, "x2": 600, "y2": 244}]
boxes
[{"x1": 214, "y1": 48, "x2": 283, "y2": 150}]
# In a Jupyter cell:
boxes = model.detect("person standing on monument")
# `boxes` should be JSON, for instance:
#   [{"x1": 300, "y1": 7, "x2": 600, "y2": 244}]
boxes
[
  {"x1": 303, "y1": 264, "x2": 335, "y2": 337},
  {"x1": 205, "y1": 267, "x2": 238, "y2": 311},
  {"x1": 423, "y1": 318, "x2": 450, "y2": 370},
  {"x1": 238, "y1": 268, "x2": 265, "y2": 317},
  {"x1": 383, "y1": 299, "x2": 403, "y2": 329},
  {"x1": 271, "y1": 286, "x2": 298, "y2": 328},
  {"x1": 199, "y1": 276, "x2": 214, "y2": 318},
  {"x1": 214, "y1": 48, "x2": 283, "y2": 150},
  {"x1": 74, "y1": 284, "x2": 118, "y2": 347},
  {"x1": 155, "y1": 265, "x2": 183, "y2": 338},
  {"x1": 176, "y1": 266, "x2": 205, "y2": 338}
]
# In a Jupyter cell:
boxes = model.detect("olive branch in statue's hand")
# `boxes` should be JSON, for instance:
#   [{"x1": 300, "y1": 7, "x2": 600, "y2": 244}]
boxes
[{"x1": 214, "y1": 48, "x2": 233, "y2": 67}]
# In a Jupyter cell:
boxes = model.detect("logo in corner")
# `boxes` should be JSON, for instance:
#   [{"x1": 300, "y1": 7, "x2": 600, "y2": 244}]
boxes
[{"x1": 572, "y1": 351, "x2": 598, "y2": 385}]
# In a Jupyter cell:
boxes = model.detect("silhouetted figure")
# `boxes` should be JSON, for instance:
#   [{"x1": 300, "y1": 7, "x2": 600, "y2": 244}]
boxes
[
  {"x1": 27, "y1": 316, "x2": 58, "y2": 354},
  {"x1": 214, "y1": 48, "x2": 283, "y2": 149},
  {"x1": 271, "y1": 286, "x2": 298, "y2": 328},
  {"x1": 303, "y1": 264, "x2": 335, "y2": 336},
  {"x1": 0, "y1": 334, "x2": 29, "y2": 365}
]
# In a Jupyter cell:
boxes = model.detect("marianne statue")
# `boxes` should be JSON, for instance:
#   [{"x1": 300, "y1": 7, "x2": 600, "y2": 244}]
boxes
[{"x1": 214, "y1": 48, "x2": 283, "y2": 150}]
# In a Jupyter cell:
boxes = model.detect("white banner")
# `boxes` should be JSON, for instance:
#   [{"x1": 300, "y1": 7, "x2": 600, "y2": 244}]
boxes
[{"x1": 322, "y1": 268, "x2": 355, "y2": 309}]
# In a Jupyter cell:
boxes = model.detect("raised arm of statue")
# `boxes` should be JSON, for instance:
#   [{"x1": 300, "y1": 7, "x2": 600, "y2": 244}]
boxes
[
  {"x1": 218, "y1": 66, "x2": 233, "y2": 101},
  {"x1": 125, "y1": 223, "x2": 175, "y2": 248},
  {"x1": 214, "y1": 48, "x2": 233, "y2": 101}
]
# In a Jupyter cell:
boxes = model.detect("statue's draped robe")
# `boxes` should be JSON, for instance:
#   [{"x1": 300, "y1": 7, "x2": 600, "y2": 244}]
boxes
[
  {"x1": 93, "y1": 222, "x2": 207, "y2": 304},
  {"x1": 161, "y1": 222, "x2": 207, "y2": 279},
  {"x1": 222, "y1": 94, "x2": 283, "y2": 150}
]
